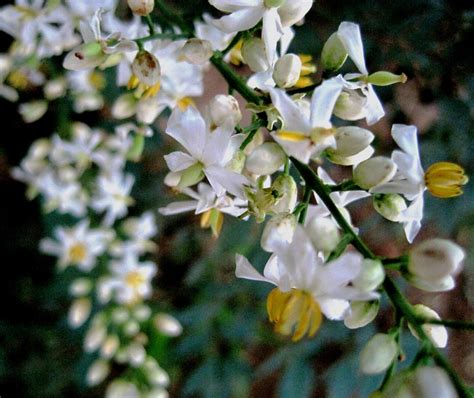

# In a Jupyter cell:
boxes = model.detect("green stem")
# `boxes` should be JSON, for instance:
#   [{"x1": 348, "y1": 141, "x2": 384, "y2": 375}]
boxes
[
  {"x1": 328, "y1": 180, "x2": 361, "y2": 192},
  {"x1": 144, "y1": 15, "x2": 155, "y2": 35},
  {"x1": 298, "y1": 186, "x2": 312, "y2": 224},
  {"x1": 327, "y1": 234, "x2": 354, "y2": 262},
  {"x1": 210, "y1": 54, "x2": 262, "y2": 105}
]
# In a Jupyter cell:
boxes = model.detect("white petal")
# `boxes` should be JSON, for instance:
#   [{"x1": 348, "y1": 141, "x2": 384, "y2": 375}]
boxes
[
  {"x1": 212, "y1": 7, "x2": 264, "y2": 33},
  {"x1": 391, "y1": 124, "x2": 420, "y2": 159},
  {"x1": 205, "y1": 165, "x2": 249, "y2": 199},
  {"x1": 235, "y1": 254, "x2": 274, "y2": 284},
  {"x1": 158, "y1": 200, "x2": 198, "y2": 215},
  {"x1": 262, "y1": 8, "x2": 283, "y2": 64},
  {"x1": 163, "y1": 151, "x2": 196, "y2": 172},
  {"x1": 319, "y1": 297, "x2": 351, "y2": 320},
  {"x1": 202, "y1": 121, "x2": 235, "y2": 166},
  {"x1": 209, "y1": 0, "x2": 261, "y2": 13},
  {"x1": 310, "y1": 76, "x2": 345, "y2": 128},
  {"x1": 364, "y1": 85, "x2": 385, "y2": 125},
  {"x1": 337, "y1": 21, "x2": 368, "y2": 75},
  {"x1": 268, "y1": 88, "x2": 311, "y2": 132}
]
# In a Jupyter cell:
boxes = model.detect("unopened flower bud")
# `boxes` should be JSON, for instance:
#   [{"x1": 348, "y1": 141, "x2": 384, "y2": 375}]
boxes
[
  {"x1": 86, "y1": 359, "x2": 110, "y2": 386},
  {"x1": 261, "y1": 213, "x2": 297, "y2": 252},
  {"x1": 326, "y1": 126, "x2": 374, "y2": 166},
  {"x1": 241, "y1": 38, "x2": 268, "y2": 72},
  {"x1": 360, "y1": 333, "x2": 398, "y2": 374},
  {"x1": 127, "y1": 134, "x2": 145, "y2": 162},
  {"x1": 245, "y1": 142, "x2": 286, "y2": 175},
  {"x1": 136, "y1": 97, "x2": 161, "y2": 124},
  {"x1": 305, "y1": 216, "x2": 340, "y2": 253},
  {"x1": 132, "y1": 51, "x2": 161, "y2": 88},
  {"x1": 69, "y1": 278, "x2": 92, "y2": 297},
  {"x1": 124, "y1": 320, "x2": 140, "y2": 336},
  {"x1": 153, "y1": 313, "x2": 183, "y2": 337},
  {"x1": 127, "y1": 342, "x2": 146, "y2": 366},
  {"x1": 353, "y1": 259, "x2": 385, "y2": 292},
  {"x1": 181, "y1": 38, "x2": 213, "y2": 65},
  {"x1": 408, "y1": 239, "x2": 464, "y2": 283},
  {"x1": 344, "y1": 300, "x2": 379, "y2": 329},
  {"x1": 209, "y1": 94, "x2": 242, "y2": 127},
  {"x1": 273, "y1": 54, "x2": 302, "y2": 88},
  {"x1": 106, "y1": 380, "x2": 140, "y2": 398},
  {"x1": 373, "y1": 193, "x2": 407, "y2": 222},
  {"x1": 271, "y1": 174, "x2": 297, "y2": 214},
  {"x1": 334, "y1": 89, "x2": 367, "y2": 121},
  {"x1": 144, "y1": 358, "x2": 170, "y2": 386},
  {"x1": 19, "y1": 100, "x2": 48, "y2": 123},
  {"x1": 407, "y1": 304, "x2": 448, "y2": 348},
  {"x1": 44, "y1": 77, "x2": 67, "y2": 100},
  {"x1": 367, "y1": 71, "x2": 407, "y2": 86},
  {"x1": 321, "y1": 32, "x2": 348, "y2": 72},
  {"x1": 68, "y1": 298, "x2": 92, "y2": 328},
  {"x1": 112, "y1": 93, "x2": 137, "y2": 119},
  {"x1": 127, "y1": 0, "x2": 154, "y2": 16},
  {"x1": 412, "y1": 366, "x2": 457, "y2": 398},
  {"x1": 100, "y1": 335, "x2": 120, "y2": 359},
  {"x1": 133, "y1": 304, "x2": 152, "y2": 321},
  {"x1": 353, "y1": 156, "x2": 397, "y2": 190},
  {"x1": 84, "y1": 318, "x2": 107, "y2": 353}
]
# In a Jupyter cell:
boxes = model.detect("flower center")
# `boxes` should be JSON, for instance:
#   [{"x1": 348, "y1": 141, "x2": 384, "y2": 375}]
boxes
[
  {"x1": 424, "y1": 162, "x2": 468, "y2": 198},
  {"x1": 177, "y1": 97, "x2": 195, "y2": 111},
  {"x1": 266, "y1": 288, "x2": 322, "y2": 342},
  {"x1": 68, "y1": 243, "x2": 87, "y2": 263},
  {"x1": 125, "y1": 271, "x2": 145, "y2": 290},
  {"x1": 294, "y1": 54, "x2": 317, "y2": 89}
]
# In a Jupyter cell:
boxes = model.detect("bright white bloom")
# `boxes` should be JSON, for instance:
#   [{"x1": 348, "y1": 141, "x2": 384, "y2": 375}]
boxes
[
  {"x1": 63, "y1": 8, "x2": 137, "y2": 71},
  {"x1": 164, "y1": 107, "x2": 249, "y2": 198},
  {"x1": 99, "y1": 251, "x2": 156, "y2": 304},
  {"x1": 195, "y1": 13, "x2": 235, "y2": 52},
  {"x1": 236, "y1": 225, "x2": 376, "y2": 341},
  {"x1": 40, "y1": 220, "x2": 113, "y2": 271},
  {"x1": 269, "y1": 76, "x2": 346, "y2": 163},
  {"x1": 91, "y1": 171, "x2": 135, "y2": 226},
  {"x1": 372, "y1": 124, "x2": 425, "y2": 243},
  {"x1": 335, "y1": 21, "x2": 385, "y2": 125},
  {"x1": 210, "y1": 0, "x2": 312, "y2": 64},
  {"x1": 0, "y1": 0, "x2": 79, "y2": 58}
]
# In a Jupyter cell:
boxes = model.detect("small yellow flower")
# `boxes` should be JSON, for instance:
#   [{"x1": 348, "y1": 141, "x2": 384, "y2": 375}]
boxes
[{"x1": 424, "y1": 161, "x2": 468, "y2": 198}]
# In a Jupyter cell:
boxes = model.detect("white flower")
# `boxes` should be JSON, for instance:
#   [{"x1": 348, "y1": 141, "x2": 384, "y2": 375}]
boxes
[
  {"x1": 269, "y1": 76, "x2": 346, "y2": 163},
  {"x1": 372, "y1": 124, "x2": 425, "y2": 243},
  {"x1": 210, "y1": 0, "x2": 312, "y2": 64},
  {"x1": 99, "y1": 251, "x2": 156, "y2": 304},
  {"x1": 40, "y1": 220, "x2": 113, "y2": 271},
  {"x1": 195, "y1": 13, "x2": 235, "y2": 52},
  {"x1": 120, "y1": 212, "x2": 158, "y2": 254},
  {"x1": 164, "y1": 107, "x2": 249, "y2": 198},
  {"x1": 91, "y1": 171, "x2": 135, "y2": 226},
  {"x1": 236, "y1": 225, "x2": 376, "y2": 341},
  {"x1": 63, "y1": 8, "x2": 137, "y2": 71},
  {"x1": 335, "y1": 21, "x2": 385, "y2": 125}
]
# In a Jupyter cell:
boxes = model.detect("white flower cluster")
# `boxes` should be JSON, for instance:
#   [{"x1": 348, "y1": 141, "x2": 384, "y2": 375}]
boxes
[{"x1": 3, "y1": 0, "x2": 470, "y2": 396}]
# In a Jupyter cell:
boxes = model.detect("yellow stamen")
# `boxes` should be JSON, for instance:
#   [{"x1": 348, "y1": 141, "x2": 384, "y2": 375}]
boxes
[
  {"x1": 266, "y1": 288, "x2": 323, "y2": 342},
  {"x1": 295, "y1": 54, "x2": 317, "y2": 88},
  {"x1": 276, "y1": 130, "x2": 308, "y2": 142},
  {"x1": 200, "y1": 209, "x2": 224, "y2": 238},
  {"x1": 125, "y1": 271, "x2": 145, "y2": 289},
  {"x1": 68, "y1": 243, "x2": 87, "y2": 264},
  {"x1": 142, "y1": 82, "x2": 161, "y2": 99},
  {"x1": 7, "y1": 70, "x2": 29, "y2": 90},
  {"x1": 88, "y1": 71, "x2": 106, "y2": 90},
  {"x1": 230, "y1": 39, "x2": 244, "y2": 66},
  {"x1": 177, "y1": 96, "x2": 195, "y2": 111},
  {"x1": 127, "y1": 74, "x2": 140, "y2": 90},
  {"x1": 200, "y1": 210, "x2": 212, "y2": 228},
  {"x1": 424, "y1": 161, "x2": 468, "y2": 198}
]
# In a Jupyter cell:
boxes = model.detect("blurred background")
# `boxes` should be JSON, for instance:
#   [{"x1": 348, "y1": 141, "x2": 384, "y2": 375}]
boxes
[{"x1": 0, "y1": 0, "x2": 473, "y2": 396}]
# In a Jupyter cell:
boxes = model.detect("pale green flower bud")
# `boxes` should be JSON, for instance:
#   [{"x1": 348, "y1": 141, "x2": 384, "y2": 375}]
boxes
[
  {"x1": 132, "y1": 51, "x2": 161, "y2": 87},
  {"x1": 144, "y1": 357, "x2": 170, "y2": 386},
  {"x1": 360, "y1": 333, "x2": 398, "y2": 374},
  {"x1": 344, "y1": 300, "x2": 379, "y2": 329},
  {"x1": 352, "y1": 259, "x2": 385, "y2": 292},
  {"x1": 153, "y1": 313, "x2": 183, "y2": 337},
  {"x1": 124, "y1": 320, "x2": 140, "y2": 336},
  {"x1": 245, "y1": 142, "x2": 286, "y2": 175},
  {"x1": 209, "y1": 94, "x2": 242, "y2": 127},
  {"x1": 84, "y1": 317, "x2": 107, "y2": 352},
  {"x1": 44, "y1": 77, "x2": 67, "y2": 100},
  {"x1": 111, "y1": 308, "x2": 129, "y2": 324},
  {"x1": 408, "y1": 239, "x2": 465, "y2": 283},
  {"x1": 334, "y1": 89, "x2": 367, "y2": 121},
  {"x1": 106, "y1": 380, "x2": 140, "y2": 398},
  {"x1": 86, "y1": 359, "x2": 110, "y2": 386},
  {"x1": 68, "y1": 297, "x2": 92, "y2": 328},
  {"x1": 326, "y1": 126, "x2": 374, "y2": 166},
  {"x1": 181, "y1": 38, "x2": 213, "y2": 65},
  {"x1": 112, "y1": 93, "x2": 138, "y2": 119},
  {"x1": 127, "y1": 342, "x2": 146, "y2": 366},
  {"x1": 19, "y1": 100, "x2": 48, "y2": 123},
  {"x1": 407, "y1": 304, "x2": 448, "y2": 348},
  {"x1": 69, "y1": 278, "x2": 92, "y2": 296},
  {"x1": 100, "y1": 335, "x2": 120, "y2": 359},
  {"x1": 133, "y1": 304, "x2": 152, "y2": 321},
  {"x1": 241, "y1": 38, "x2": 268, "y2": 72},
  {"x1": 373, "y1": 193, "x2": 407, "y2": 222},
  {"x1": 273, "y1": 54, "x2": 302, "y2": 88},
  {"x1": 353, "y1": 156, "x2": 397, "y2": 190},
  {"x1": 261, "y1": 213, "x2": 297, "y2": 252},
  {"x1": 270, "y1": 174, "x2": 297, "y2": 214},
  {"x1": 367, "y1": 71, "x2": 407, "y2": 86},
  {"x1": 127, "y1": 134, "x2": 145, "y2": 162},
  {"x1": 127, "y1": 0, "x2": 154, "y2": 16},
  {"x1": 178, "y1": 162, "x2": 205, "y2": 189},
  {"x1": 305, "y1": 216, "x2": 341, "y2": 253},
  {"x1": 321, "y1": 32, "x2": 348, "y2": 71}
]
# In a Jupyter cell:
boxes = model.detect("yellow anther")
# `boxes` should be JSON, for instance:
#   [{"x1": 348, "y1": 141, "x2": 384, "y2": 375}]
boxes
[
  {"x1": 230, "y1": 39, "x2": 244, "y2": 66},
  {"x1": 127, "y1": 74, "x2": 140, "y2": 90},
  {"x1": 295, "y1": 54, "x2": 316, "y2": 88},
  {"x1": 276, "y1": 130, "x2": 308, "y2": 142},
  {"x1": 177, "y1": 96, "x2": 195, "y2": 111},
  {"x1": 68, "y1": 243, "x2": 87, "y2": 264},
  {"x1": 142, "y1": 82, "x2": 161, "y2": 99},
  {"x1": 7, "y1": 70, "x2": 29, "y2": 90},
  {"x1": 424, "y1": 161, "x2": 468, "y2": 198},
  {"x1": 200, "y1": 209, "x2": 224, "y2": 238},
  {"x1": 88, "y1": 71, "x2": 106, "y2": 90},
  {"x1": 266, "y1": 288, "x2": 322, "y2": 342}
]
